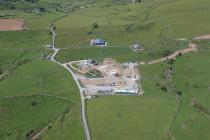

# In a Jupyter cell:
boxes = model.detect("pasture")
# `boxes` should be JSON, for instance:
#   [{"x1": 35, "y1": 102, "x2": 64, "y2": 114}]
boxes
[
  {"x1": 171, "y1": 102, "x2": 210, "y2": 140},
  {"x1": 1, "y1": 0, "x2": 210, "y2": 140},
  {"x1": 0, "y1": 27, "x2": 84, "y2": 140},
  {"x1": 55, "y1": 0, "x2": 202, "y2": 61},
  {"x1": 0, "y1": 96, "x2": 83, "y2": 140},
  {"x1": 87, "y1": 96, "x2": 178, "y2": 140},
  {"x1": 0, "y1": 30, "x2": 50, "y2": 79},
  {"x1": 55, "y1": 47, "x2": 138, "y2": 63},
  {"x1": 83, "y1": 1, "x2": 210, "y2": 140},
  {"x1": 0, "y1": 6, "x2": 84, "y2": 140}
]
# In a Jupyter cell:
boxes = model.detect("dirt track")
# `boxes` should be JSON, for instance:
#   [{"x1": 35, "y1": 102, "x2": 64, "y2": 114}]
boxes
[
  {"x1": 0, "y1": 19, "x2": 24, "y2": 31},
  {"x1": 30, "y1": 123, "x2": 52, "y2": 140},
  {"x1": 194, "y1": 34, "x2": 210, "y2": 40},
  {"x1": 147, "y1": 43, "x2": 198, "y2": 65}
]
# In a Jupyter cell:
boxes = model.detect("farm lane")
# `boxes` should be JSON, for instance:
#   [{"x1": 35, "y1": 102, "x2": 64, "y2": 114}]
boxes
[
  {"x1": 147, "y1": 43, "x2": 198, "y2": 65},
  {"x1": 48, "y1": 22, "x2": 91, "y2": 140}
]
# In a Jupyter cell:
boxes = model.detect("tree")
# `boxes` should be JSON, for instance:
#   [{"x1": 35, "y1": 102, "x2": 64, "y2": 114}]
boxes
[{"x1": 161, "y1": 86, "x2": 168, "y2": 92}]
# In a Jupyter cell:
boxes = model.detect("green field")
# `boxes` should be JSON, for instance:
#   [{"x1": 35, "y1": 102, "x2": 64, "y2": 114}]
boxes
[
  {"x1": 83, "y1": 0, "x2": 210, "y2": 140},
  {"x1": 0, "y1": 32, "x2": 84, "y2": 139},
  {"x1": 0, "y1": 2, "x2": 84, "y2": 139},
  {"x1": 1, "y1": 0, "x2": 210, "y2": 140},
  {"x1": 0, "y1": 28, "x2": 84, "y2": 139},
  {"x1": 56, "y1": 47, "x2": 138, "y2": 63},
  {"x1": 171, "y1": 102, "x2": 210, "y2": 140},
  {"x1": 87, "y1": 96, "x2": 178, "y2": 140},
  {"x1": 0, "y1": 96, "x2": 69, "y2": 139}
]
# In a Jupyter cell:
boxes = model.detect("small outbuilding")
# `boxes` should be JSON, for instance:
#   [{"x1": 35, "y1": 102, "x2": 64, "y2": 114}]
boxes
[{"x1": 90, "y1": 39, "x2": 107, "y2": 47}]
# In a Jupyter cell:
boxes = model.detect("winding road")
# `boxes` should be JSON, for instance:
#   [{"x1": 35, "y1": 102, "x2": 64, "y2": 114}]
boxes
[{"x1": 49, "y1": 22, "x2": 90, "y2": 140}]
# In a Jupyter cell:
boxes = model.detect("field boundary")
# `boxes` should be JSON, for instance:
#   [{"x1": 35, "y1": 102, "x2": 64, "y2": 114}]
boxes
[
  {"x1": 167, "y1": 99, "x2": 182, "y2": 140},
  {"x1": 0, "y1": 94, "x2": 74, "y2": 102}
]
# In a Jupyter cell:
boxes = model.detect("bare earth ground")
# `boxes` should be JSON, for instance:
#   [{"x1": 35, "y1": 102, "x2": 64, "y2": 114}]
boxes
[
  {"x1": 68, "y1": 59, "x2": 141, "y2": 96},
  {"x1": 0, "y1": 19, "x2": 25, "y2": 31},
  {"x1": 194, "y1": 34, "x2": 210, "y2": 40},
  {"x1": 30, "y1": 123, "x2": 52, "y2": 140},
  {"x1": 147, "y1": 43, "x2": 198, "y2": 65}
]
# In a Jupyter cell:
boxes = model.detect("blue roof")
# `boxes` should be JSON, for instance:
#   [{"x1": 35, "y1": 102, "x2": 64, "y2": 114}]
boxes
[{"x1": 94, "y1": 39, "x2": 105, "y2": 44}]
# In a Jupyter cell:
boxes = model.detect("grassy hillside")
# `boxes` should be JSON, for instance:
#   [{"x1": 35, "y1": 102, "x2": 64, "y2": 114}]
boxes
[
  {"x1": 83, "y1": 0, "x2": 210, "y2": 140},
  {"x1": 1, "y1": 0, "x2": 210, "y2": 140},
  {"x1": 0, "y1": 96, "x2": 81, "y2": 140},
  {"x1": 55, "y1": 0, "x2": 210, "y2": 61},
  {"x1": 0, "y1": 0, "x2": 95, "y2": 13},
  {"x1": 87, "y1": 96, "x2": 178, "y2": 140},
  {"x1": 0, "y1": 60, "x2": 80, "y2": 99},
  {"x1": 56, "y1": 47, "x2": 138, "y2": 63},
  {"x1": 0, "y1": 32, "x2": 84, "y2": 140},
  {"x1": 0, "y1": 2, "x2": 84, "y2": 139}
]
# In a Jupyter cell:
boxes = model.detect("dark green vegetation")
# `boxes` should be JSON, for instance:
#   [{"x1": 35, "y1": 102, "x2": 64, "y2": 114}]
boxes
[{"x1": 1, "y1": 0, "x2": 210, "y2": 140}]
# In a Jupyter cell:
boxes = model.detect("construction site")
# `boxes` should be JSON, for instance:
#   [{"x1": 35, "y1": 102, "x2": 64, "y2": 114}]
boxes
[{"x1": 67, "y1": 58, "x2": 142, "y2": 96}]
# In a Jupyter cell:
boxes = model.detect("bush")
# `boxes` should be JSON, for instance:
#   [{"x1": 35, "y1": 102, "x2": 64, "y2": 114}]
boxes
[
  {"x1": 176, "y1": 90, "x2": 183, "y2": 96},
  {"x1": 87, "y1": 31, "x2": 92, "y2": 35},
  {"x1": 168, "y1": 59, "x2": 175, "y2": 65},
  {"x1": 161, "y1": 86, "x2": 168, "y2": 92},
  {"x1": 48, "y1": 124, "x2": 53, "y2": 129},
  {"x1": 0, "y1": 68, "x2": 2, "y2": 75},
  {"x1": 162, "y1": 50, "x2": 172, "y2": 57},
  {"x1": 26, "y1": 129, "x2": 34, "y2": 138},
  {"x1": 92, "y1": 23, "x2": 99, "y2": 28},
  {"x1": 31, "y1": 101, "x2": 37, "y2": 107},
  {"x1": 53, "y1": 25, "x2": 56, "y2": 30}
]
